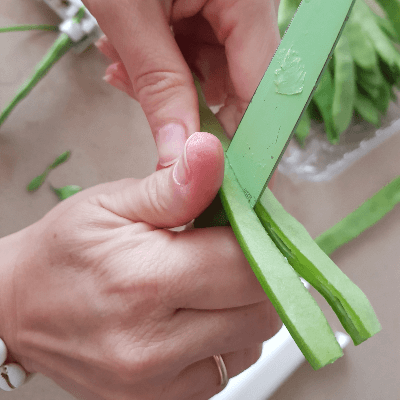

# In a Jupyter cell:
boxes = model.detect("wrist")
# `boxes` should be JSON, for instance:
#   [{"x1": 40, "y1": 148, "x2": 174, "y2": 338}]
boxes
[{"x1": 0, "y1": 227, "x2": 32, "y2": 369}]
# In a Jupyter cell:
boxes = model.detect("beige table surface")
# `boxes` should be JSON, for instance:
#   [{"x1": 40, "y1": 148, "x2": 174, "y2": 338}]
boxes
[{"x1": 1, "y1": 1, "x2": 399, "y2": 399}]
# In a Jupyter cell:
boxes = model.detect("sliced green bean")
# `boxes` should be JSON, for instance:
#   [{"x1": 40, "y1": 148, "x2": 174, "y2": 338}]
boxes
[
  {"x1": 195, "y1": 78, "x2": 343, "y2": 370},
  {"x1": 332, "y1": 33, "x2": 356, "y2": 136},
  {"x1": 221, "y1": 162, "x2": 343, "y2": 370},
  {"x1": 254, "y1": 189, "x2": 381, "y2": 345},
  {"x1": 316, "y1": 175, "x2": 400, "y2": 256},
  {"x1": 27, "y1": 151, "x2": 71, "y2": 192},
  {"x1": 51, "y1": 185, "x2": 82, "y2": 200}
]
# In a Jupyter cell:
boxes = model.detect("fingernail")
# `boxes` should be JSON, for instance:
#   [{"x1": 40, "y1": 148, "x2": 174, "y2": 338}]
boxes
[
  {"x1": 156, "y1": 122, "x2": 188, "y2": 167},
  {"x1": 173, "y1": 135, "x2": 192, "y2": 186}
]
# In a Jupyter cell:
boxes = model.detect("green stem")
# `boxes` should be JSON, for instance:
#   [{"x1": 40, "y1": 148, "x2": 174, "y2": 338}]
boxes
[
  {"x1": 316, "y1": 175, "x2": 400, "y2": 255},
  {"x1": 0, "y1": 7, "x2": 86, "y2": 128},
  {"x1": 0, "y1": 33, "x2": 74, "y2": 127},
  {"x1": 0, "y1": 25, "x2": 58, "y2": 33}
]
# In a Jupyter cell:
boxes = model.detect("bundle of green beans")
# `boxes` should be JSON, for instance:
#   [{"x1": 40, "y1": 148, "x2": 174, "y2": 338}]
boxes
[
  {"x1": 278, "y1": 0, "x2": 400, "y2": 145},
  {"x1": 194, "y1": 78, "x2": 381, "y2": 370}
]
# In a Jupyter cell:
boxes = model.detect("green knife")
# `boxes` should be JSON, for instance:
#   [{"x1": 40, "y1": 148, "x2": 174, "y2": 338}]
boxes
[{"x1": 226, "y1": 0, "x2": 355, "y2": 207}]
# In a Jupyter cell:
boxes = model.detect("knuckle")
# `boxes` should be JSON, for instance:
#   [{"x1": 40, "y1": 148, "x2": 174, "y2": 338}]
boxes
[
  {"x1": 143, "y1": 175, "x2": 172, "y2": 220},
  {"x1": 134, "y1": 70, "x2": 188, "y2": 109}
]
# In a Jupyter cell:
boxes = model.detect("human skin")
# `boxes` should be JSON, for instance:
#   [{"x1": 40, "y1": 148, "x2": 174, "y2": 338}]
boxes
[
  {"x1": 84, "y1": 0, "x2": 281, "y2": 168},
  {"x1": 0, "y1": 132, "x2": 280, "y2": 400}
]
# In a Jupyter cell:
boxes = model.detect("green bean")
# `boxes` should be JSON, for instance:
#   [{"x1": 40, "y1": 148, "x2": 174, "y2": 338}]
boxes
[
  {"x1": 344, "y1": 15, "x2": 377, "y2": 69},
  {"x1": 51, "y1": 185, "x2": 82, "y2": 200},
  {"x1": 294, "y1": 107, "x2": 311, "y2": 147},
  {"x1": 355, "y1": 0, "x2": 400, "y2": 77},
  {"x1": 0, "y1": 25, "x2": 58, "y2": 33},
  {"x1": 373, "y1": 13, "x2": 399, "y2": 43},
  {"x1": 195, "y1": 78, "x2": 344, "y2": 370},
  {"x1": 27, "y1": 151, "x2": 71, "y2": 191},
  {"x1": 254, "y1": 189, "x2": 381, "y2": 346},
  {"x1": 312, "y1": 69, "x2": 338, "y2": 144},
  {"x1": 354, "y1": 91, "x2": 381, "y2": 126},
  {"x1": 316, "y1": 175, "x2": 400, "y2": 256},
  {"x1": 374, "y1": 0, "x2": 400, "y2": 43},
  {"x1": 277, "y1": 0, "x2": 301, "y2": 38},
  {"x1": 332, "y1": 32, "x2": 356, "y2": 136},
  {"x1": 0, "y1": 8, "x2": 86, "y2": 128}
]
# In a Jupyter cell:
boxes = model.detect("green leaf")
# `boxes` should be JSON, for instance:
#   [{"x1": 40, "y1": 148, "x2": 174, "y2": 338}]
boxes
[
  {"x1": 49, "y1": 150, "x2": 71, "y2": 169},
  {"x1": 27, "y1": 172, "x2": 49, "y2": 192},
  {"x1": 51, "y1": 185, "x2": 82, "y2": 200}
]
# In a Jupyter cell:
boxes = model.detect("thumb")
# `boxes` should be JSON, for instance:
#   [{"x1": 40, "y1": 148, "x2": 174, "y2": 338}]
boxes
[
  {"x1": 86, "y1": 0, "x2": 199, "y2": 167},
  {"x1": 95, "y1": 132, "x2": 224, "y2": 228}
]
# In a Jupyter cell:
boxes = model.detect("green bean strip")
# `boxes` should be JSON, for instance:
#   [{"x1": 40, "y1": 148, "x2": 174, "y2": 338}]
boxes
[
  {"x1": 196, "y1": 79, "x2": 343, "y2": 370},
  {"x1": 332, "y1": 32, "x2": 356, "y2": 136},
  {"x1": 0, "y1": 25, "x2": 58, "y2": 33},
  {"x1": 0, "y1": 33, "x2": 73, "y2": 127},
  {"x1": 0, "y1": 8, "x2": 86, "y2": 128},
  {"x1": 316, "y1": 175, "x2": 400, "y2": 256},
  {"x1": 27, "y1": 150, "x2": 71, "y2": 191},
  {"x1": 51, "y1": 185, "x2": 82, "y2": 200},
  {"x1": 254, "y1": 190, "x2": 381, "y2": 345}
]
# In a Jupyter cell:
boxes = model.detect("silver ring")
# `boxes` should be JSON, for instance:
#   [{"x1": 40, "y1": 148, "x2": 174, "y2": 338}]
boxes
[{"x1": 213, "y1": 355, "x2": 229, "y2": 390}]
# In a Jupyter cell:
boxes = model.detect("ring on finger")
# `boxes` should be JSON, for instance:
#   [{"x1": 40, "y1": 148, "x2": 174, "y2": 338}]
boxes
[{"x1": 213, "y1": 354, "x2": 229, "y2": 390}]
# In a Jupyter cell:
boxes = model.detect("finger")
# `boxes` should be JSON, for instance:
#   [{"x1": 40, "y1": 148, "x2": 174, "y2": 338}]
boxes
[
  {"x1": 203, "y1": 0, "x2": 280, "y2": 102},
  {"x1": 85, "y1": 0, "x2": 201, "y2": 167},
  {"x1": 92, "y1": 131, "x2": 224, "y2": 228},
  {"x1": 95, "y1": 35, "x2": 122, "y2": 62},
  {"x1": 171, "y1": 301, "x2": 280, "y2": 364},
  {"x1": 166, "y1": 346, "x2": 263, "y2": 400},
  {"x1": 103, "y1": 62, "x2": 137, "y2": 99}
]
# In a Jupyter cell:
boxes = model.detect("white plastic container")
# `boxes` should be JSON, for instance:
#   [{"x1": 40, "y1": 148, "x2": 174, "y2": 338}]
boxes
[{"x1": 278, "y1": 101, "x2": 400, "y2": 182}]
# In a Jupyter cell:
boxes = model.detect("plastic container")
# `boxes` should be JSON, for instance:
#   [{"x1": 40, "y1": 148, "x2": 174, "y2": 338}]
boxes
[{"x1": 278, "y1": 100, "x2": 400, "y2": 182}]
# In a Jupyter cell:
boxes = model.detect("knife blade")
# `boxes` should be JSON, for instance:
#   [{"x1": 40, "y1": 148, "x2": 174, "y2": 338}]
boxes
[{"x1": 226, "y1": 0, "x2": 355, "y2": 208}]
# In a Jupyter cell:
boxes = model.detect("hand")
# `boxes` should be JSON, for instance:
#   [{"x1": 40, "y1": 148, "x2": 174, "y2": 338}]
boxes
[
  {"x1": 0, "y1": 133, "x2": 280, "y2": 400},
  {"x1": 85, "y1": 0, "x2": 280, "y2": 167}
]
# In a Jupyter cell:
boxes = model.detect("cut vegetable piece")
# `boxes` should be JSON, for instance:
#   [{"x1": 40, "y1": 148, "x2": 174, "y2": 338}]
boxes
[
  {"x1": 354, "y1": 91, "x2": 381, "y2": 126},
  {"x1": 221, "y1": 163, "x2": 343, "y2": 370},
  {"x1": 332, "y1": 32, "x2": 356, "y2": 135},
  {"x1": 51, "y1": 185, "x2": 82, "y2": 200},
  {"x1": 294, "y1": 107, "x2": 311, "y2": 147},
  {"x1": 316, "y1": 175, "x2": 400, "y2": 256},
  {"x1": 27, "y1": 150, "x2": 72, "y2": 192},
  {"x1": 195, "y1": 76, "x2": 343, "y2": 370},
  {"x1": 254, "y1": 189, "x2": 381, "y2": 346}
]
